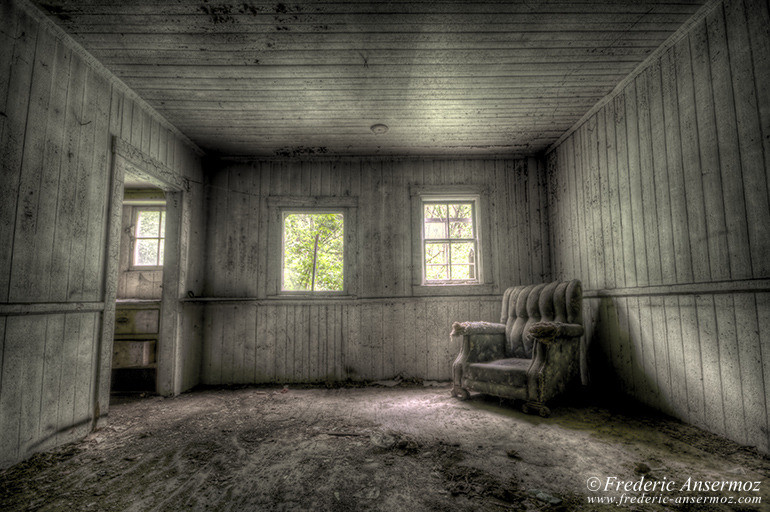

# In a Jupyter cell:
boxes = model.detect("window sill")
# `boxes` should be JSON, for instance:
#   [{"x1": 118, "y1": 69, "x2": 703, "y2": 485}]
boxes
[
  {"x1": 412, "y1": 283, "x2": 495, "y2": 296},
  {"x1": 269, "y1": 293, "x2": 356, "y2": 300}
]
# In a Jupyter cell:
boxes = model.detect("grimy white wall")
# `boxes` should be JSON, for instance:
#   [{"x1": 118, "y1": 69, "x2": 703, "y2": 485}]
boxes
[
  {"x1": 546, "y1": 0, "x2": 770, "y2": 453},
  {"x1": 5, "y1": 0, "x2": 767, "y2": 473},
  {"x1": 0, "y1": 0, "x2": 205, "y2": 468},
  {"x1": 197, "y1": 158, "x2": 550, "y2": 384}
]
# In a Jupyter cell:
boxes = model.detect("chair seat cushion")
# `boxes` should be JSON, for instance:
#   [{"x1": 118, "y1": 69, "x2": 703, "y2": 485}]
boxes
[{"x1": 466, "y1": 358, "x2": 531, "y2": 388}]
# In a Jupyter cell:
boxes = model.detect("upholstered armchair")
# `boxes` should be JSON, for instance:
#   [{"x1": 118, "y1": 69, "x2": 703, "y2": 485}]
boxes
[{"x1": 450, "y1": 280, "x2": 583, "y2": 416}]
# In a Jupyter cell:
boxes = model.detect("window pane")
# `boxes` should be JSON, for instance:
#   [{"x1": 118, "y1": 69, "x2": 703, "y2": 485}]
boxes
[
  {"x1": 424, "y1": 204, "x2": 447, "y2": 219},
  {"x1": 283, "y1": 268, "x2": 308, "y2": 291},
  {"x1": 158, "y1": 239, "x2": 164, "y2": 265},
  {"x1": 450, "y1": 242, "x2": 475, "y2": 265},
  {"x1": 423, "y1": 204, "x2": 447, "y2": 239},
  {"x1": 136, "y1": 210, "x2": 161, "y2": 238},
  {"x1": 421, "y1": 199, "x2": 479, "y2": 284},
  {"x1": 450, "y1": 242, "x2": 476, "y2": 280},
  {"x1": 426, "y1": 264, "x2": 449, "y2": 281},
  {"x1": 448, "y1": 203, "x2": 473, "y2": 238},
  {"x1": 135, "y1": 239, "x2": 159, "y2": 266},
  {"x1": 159, "y1": 211, "x2": 165, "y2": 238},
  {"x1": 425, "y1": 242, "x2": 448, "y2": 265},
  {"x1": 449, "y1": 220, "x2": 473, "y2": 239},
  {"x1": 450, "y1": 264, "x2": 474, "y2": 280},
  {"x1": 425, "y1": 242, "x2": 449, "y2": 281},
  {"x1": 455, "y1": 203, "x2": 473, "y2": 219},
  {"x1": 313, "y1": 217, "x2": 344, "y2": 292},
  {"x1": 425, "y1": 220, "x2": 447, "y2": 239},
  {"x1": 283, "y1": 213, "x2": 344, "y2": 292}
]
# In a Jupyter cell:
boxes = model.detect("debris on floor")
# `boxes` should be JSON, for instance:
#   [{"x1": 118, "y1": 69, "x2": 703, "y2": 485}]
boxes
[
  {"x1": 370, "y1": 429, "x2": 420, "y2": 455},
  {"x1": 529, "y1": 488, "x2": 563, "y2": 506},
  {"x1": 372, "y1": 378, "x2": 402, "y2": 387},
  {"x1": 1, "y1": 387, "x2": 768, "y2": 512},
  {"x1": 506, "y1": 449, "x2": 521, "y2": 460}
]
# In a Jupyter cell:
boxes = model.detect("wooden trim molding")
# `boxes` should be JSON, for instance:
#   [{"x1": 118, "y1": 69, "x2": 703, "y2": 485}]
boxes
[
  {"x1": 96, "y1": 137, "x2": 190, "y2": 422},
  {"x1": 266, "y1": 196, "x2": 360, "y2": 298},
  {"x1": 181, "y1": 295, "x2": 502, "y2": 305},
  {"x1": 0, "y1": 302, "x2": 105, "y2": 316},
  {"x1": 409, "y1": 185, "x2": 494, "y2": 291},
  {"x1": 113, "y1": 138, "x2": 189, "y2": 192},
  {"x1": 94, "y1": 146, "x2": 125, "y2": 426},
  {"x1": 583, "y1": 278, "x2": 770, "y2": 298},
  {"x1": 409, "y1": 184, "x2": 490, "y2": 198}
]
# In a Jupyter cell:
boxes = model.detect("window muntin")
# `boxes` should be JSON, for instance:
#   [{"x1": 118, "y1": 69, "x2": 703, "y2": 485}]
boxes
[
  {"x1": 282, "y1": 212, "x2": 344, "y2": 292},
  {"x1": 422, "y1": 201, "x2": 478, "y2": 283},
  {"x1": 132, "y1": 208, "x2": 165, "y2": 268}
]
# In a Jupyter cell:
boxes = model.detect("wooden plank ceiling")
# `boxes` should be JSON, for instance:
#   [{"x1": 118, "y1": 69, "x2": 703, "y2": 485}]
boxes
[{"x1": 34, "y1": 0, "x2": 707, "y2": 157}]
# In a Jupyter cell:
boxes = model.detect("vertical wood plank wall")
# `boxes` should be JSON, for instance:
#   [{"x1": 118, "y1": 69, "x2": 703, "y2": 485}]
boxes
[
  {"x1": 546, "y1": 0, "x2": 770, "y2": 453},
  {"x1": 199, "y1": 158, "x2": 550, "y2": 384},
  {"x1": 0, "y1": 0, "x2": 203, "y2": 468}
]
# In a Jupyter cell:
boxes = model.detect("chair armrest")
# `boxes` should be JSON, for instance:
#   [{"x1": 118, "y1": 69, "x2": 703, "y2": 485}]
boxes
[
  {"x1": 451, "y1": 322, "x2": 506, "y2": 364},
  {"x1": 450, "y1": 321, "x2": 506, "y2": 336},
  {"x1": 525, "y1": 322, "x2": 583, "y2": 403},
  {"x1": 527, "y1": 321, "x2": 584, "y2": 345},
  {"x1": 451, "y1": 322, "x2": 506, "y2": 391}
]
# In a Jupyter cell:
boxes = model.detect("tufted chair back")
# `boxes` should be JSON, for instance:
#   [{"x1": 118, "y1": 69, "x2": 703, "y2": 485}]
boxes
[{"x1": 499, "y1": 280, "x2": 582, "y2": 358}]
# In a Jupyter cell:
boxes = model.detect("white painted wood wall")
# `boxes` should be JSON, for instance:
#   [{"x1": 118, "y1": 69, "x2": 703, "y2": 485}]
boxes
[
  {"x1": 547, "y1": 0, "x2": 770, "y2": 453},
  {"x1": 5, "y1": 0, "x2": 767, "y2": 473},
  {"x1": 198, "y1": 158, "x2": 551, "y2": 384},
  {"x1": 0, "y1": 0, "x2": 204, "y2": 468}
]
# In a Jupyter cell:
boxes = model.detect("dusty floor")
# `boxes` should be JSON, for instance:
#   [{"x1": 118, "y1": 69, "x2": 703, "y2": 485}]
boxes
[{"x1": 1, "y1": 385, "x2": 768, "y2": 511}]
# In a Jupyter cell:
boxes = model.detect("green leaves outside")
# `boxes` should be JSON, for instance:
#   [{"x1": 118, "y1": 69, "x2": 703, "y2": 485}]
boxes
[{"x1": 283, "y1": 213, "x2": 344, "y2": 292}]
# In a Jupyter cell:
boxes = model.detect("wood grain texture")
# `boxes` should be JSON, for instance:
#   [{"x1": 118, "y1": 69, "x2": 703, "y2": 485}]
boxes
[
  {"x1": 199, "y1": 297, "x2": 501, "y2": 385},
  {"x1": 28, "y1": 0, "x2": 707, "y2": 156},
  {"x1": 546, "y1": 0, "x2": 770, "y2": 453},
  {"x1": 199, "y1": 157, "x2": 547, "y2": 384},
  {"x1": 0, "y1": 0, "x2": 203, "y2": 469},
  {"x1": 204, "y1": 158, "x2": 547, "y2": 299}
]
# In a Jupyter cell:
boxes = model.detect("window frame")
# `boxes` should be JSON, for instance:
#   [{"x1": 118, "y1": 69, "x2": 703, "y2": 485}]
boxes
[
  {"x1": 280, "y1": 209, "x2": 346, "y2": 294},
  {"x1": 410, "y1": 185, "x2": 494, "y2": 296},
  {"x1": 421, "y1": 200, "x2": 479, "y2": 284},
  {"x1": 129, "y1": 206, "x2": 166, "y2": 270},
  {"x1": 267, "y1": 196, "x2": 359, "y2": 298}
]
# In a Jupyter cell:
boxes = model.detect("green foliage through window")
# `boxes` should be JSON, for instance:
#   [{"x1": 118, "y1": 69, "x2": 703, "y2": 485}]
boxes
[
  {"x1": 283, "y1": 213, "x2": 344, "y2": 292},
  {"x1": 423, "y1": 202, "x2": 477, "y2": 282},
  {"x1": 133, "y1": 209, "x2": 165, "y2": 267}
]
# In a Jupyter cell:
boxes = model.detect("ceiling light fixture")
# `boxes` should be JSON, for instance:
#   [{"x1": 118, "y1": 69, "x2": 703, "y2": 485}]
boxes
[{"x1": 370, "y1": 123, "x2": 389, "y2": 135}]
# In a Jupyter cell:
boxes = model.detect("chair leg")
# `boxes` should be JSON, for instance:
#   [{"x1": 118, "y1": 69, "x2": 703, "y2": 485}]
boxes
[
  {"x1": 451, "y1": 386, "x2": 470, "y2": 401},
  {"x1": 522, "y1": 401, "x2": 550, "y2": 417}
]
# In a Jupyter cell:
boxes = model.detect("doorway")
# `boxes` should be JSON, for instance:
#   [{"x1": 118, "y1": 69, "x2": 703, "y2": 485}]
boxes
[
  {"x1": 95, "y1": 138, "x2": 189, "y2": 424},
  {"x1": 111, "y1": 176, "x2": 166, "y2": 394}
]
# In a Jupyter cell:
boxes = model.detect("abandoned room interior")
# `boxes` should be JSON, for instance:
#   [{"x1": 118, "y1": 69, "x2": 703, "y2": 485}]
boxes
[{"x1": 1, "y1": 0, "x2": 769, "y2": 509}]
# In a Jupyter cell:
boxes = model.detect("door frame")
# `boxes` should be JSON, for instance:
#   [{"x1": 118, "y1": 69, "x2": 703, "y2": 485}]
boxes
[{"x1": 95, "y1": 137, "x2": 189, "y2": 425}]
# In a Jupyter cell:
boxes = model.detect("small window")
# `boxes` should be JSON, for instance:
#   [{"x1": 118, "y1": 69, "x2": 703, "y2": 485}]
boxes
[
  {"x1": 282, "y1": 212, "x2": 344, "y2": 292},
  {"x1": 132, "y1": 208, "x2": 165, "y2": 268},
  {"x1": 268, "y1": 195, "x2": 358, "y2": 297},
  {"x1": 422, "y1": 201, "x2": 478, "y2": 283}
]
